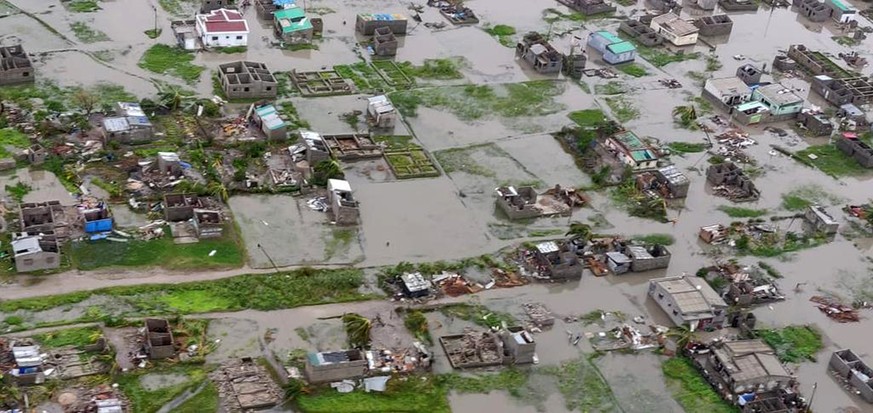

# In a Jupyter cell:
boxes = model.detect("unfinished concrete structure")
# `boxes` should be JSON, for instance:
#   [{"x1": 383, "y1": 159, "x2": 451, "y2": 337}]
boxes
[
  {"x1": 636, "y1": 164, "x2": 690, "y2": 198},
  {"x1": 719, "y1": 0, "x2": 759, "y2": 10},
  {"x1": 625, "y1": 244, "x2": 672, "y2": 272},
  {"x1": 703, "y1": 77, "x2": 751, "y2": 110},
  {"x1": 829, "y1": 349, "x2": 873, "y2": 403},
  {"x1": 144, "y1": 318, "x2": 175, "y2": 359},
  {"x1": 27, "y1": 144, "x2": 46, "y2": 165},
  {"x1": 301, "y1": 130, "x2": 331, "y2": 166},
  {"x1": 498, "y1": 327, "x2": 537, "y2": 365},
  {"x1": 647, "y1": 0, "x2": 682, "y2": 13},
  {"x1": 618, "y1": 20, "x2": 663, "y2": 47},
  {"x1": 736, "y1": 64, "x2": 763, "y2": 86},
  {"x1": 212, "y1": 358, "x2": 282, "y2": 410},
  {"x1": 356, "y1": 13, "x2": 408, "y2": 35},
  {"x1": 305, "y1": 350, "x2": 367, "y2": 383},
  {"x1": 157, "y1": 152, "x2": 182, "y2": 175},
  {"x1": 648, "y1": 275, "x2": 728, "y2": 329},
  {"x1": 373, "y1": 26, "x2": 399, "y2": 56},
  {"x1": 19, "y1": 201, "x2": 67, "y2": 235},
  {"x1": 163, "y1": 194, "x2": 202, "y2": 222},
  {"x1": 694, "y1": 15, "x2": 733, "y2": 37},
  {"x1": 290, "y1": 69, "x2": 353, "y2": 96},
  {"x1": 836, "y1": 134, "x2": 873, "y2": 168},
  {"x1": 193, "y1": 210, "x2": 223, "y2": 238},
  {"x1": 327, "y1": 179, "x2": 359, "y2": 225},
  {"x1": 531, "y1": 241, "x2": 583, "y2": 281},
  {"x1": 440, "y1": 330, "x2": 504, "y2": 369},
  {"x1": 796, "y1": 110, "x2": 834, "y2": 136},
  {"x1": 787, "y1": 44, "x2": 854, "y2": 78},
  {"x1": 772, "y1": 54, "x2": 798, "y2": 72},
  {"x1": 706, "y1": 162, "x2": 760, "y2": 201},
  {"x1": 697, "y1": 340, "x2": 795, "y2": 400},
  {"x1": 793, "y1": 0, "x2": 830, "y2": 22},
  {"x1": 0, "y1": 45, "x2": 34, "y2": 86},
  {"x1": 218, "y1": 61, "x2": 278, "y2": 100},
  {"x1": 11, "y1": 233, "x2": 60, "y2": 273},
  {"x1": 255, "y1": 0, "x2": 277, "y2": 20},
  {"x1": 323, "y1": 133, "x2": 383, "y2": 160},
  {"x1": 803, "y1": 205, "x2": 839, "y2": 235},
  {"x1": 171, "y1": 20, "x2": 198, "y2": 50},
  {"x1": 556, "y1": 0, "x2": 616, "y2": 16},
  {"x1": 367, "y1": 95, "x2": 397, "y2": 129},
  {"x1": 516, "y1": 32, "x2": 562, "y2": 74},
  {"x1": 496, "y1": 186, "x2": 540, "y2": 220},
  {"x1": 811, "y1": 75, "x2": 873, "y2": 106}
]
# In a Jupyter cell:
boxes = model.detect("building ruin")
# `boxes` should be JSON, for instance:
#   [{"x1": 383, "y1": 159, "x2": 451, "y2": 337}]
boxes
[
  {"x1": 635, "y1": 164, "x2": 691, "y2": 199},
  {"x1": 793, "y1": 0, "x2": 830, "y2": 22},
  {"x1": 11, "y1": 232, "x2": 60, "y2": 273},
  {"x1": 218, "y1": 61, "x2": 278, "y2": 100},
  {"x1": 528, "y1": 241, "x2": 583, "y2": 281},
  {"x1": 495, "y1": 185, "x2": 585, "y2": 220},
  {"x1": 144, "y1": 318, "x2": 175, "y2": 359},
  {"x1": 290, "y1": 69, "x2": 353, "y2": 96},
  {"x1": 829, "y1": 349, "x2": 873, "y2": 403},
  {"x1": 836, "y1": 134, "x2": 873, "y2": 168},
  {"x1": 373, "y1": 26, "x2": 399, "y2": 56},
  {"x1": 706, "y1": 162, "x2": 760, "y2": 202},
  {"x1": 556, "y1": 0, "x2": 616, "y2": 16},
  {"x1": 694, "y1": 14, "x2": 733, "y2": 37},
  {"x1": 327, "y1": 179, "x2": 359, "y2": 225},
  {"x1": 618, "y1": 20, "x2": 663, "y2": 47},
  {"x1": 212, "y1": 358, "x2": 282, "y2": 410},
  {"x1": 515, "y1": 32, "x2": 562, "y2": 74},
  {"x1": 305, "y1": 350, "x2": 367, "y2": 383},
  {"x1": 356, "y1": 13, "x2": 408, "y2": 36},
  {"x1": 0, "y1": 45, "x2": 34, "y2": 86},
  {"x1": 323, "y1": 133, "x2": 383, "y2": 160}
]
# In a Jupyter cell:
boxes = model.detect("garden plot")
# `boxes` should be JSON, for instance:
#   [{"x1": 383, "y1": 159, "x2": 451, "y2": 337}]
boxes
[{"x1": 229, "y1": 194, "x2": 363, "y2": 268}]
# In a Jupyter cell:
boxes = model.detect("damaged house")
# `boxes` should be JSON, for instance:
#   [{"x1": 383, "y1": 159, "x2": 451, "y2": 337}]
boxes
[
  {"x1": 650, "y1": 13, "x2": 699, "y2": 47},
  {"x1": 218, "y1": 61, "x2": 278, "y2": 100},
  {"x1": 367, "y1": 95, "x2": 397, "y2": 129},
  {"x1": 19, "y1": 201, "x2": 71, "y2": 239},
  {"x1": 736, "y1": 64, "x2": 763, "y2": 86},
  {"x1": 606, "y1": 241, "x2": 672, "y2": 274},
  {"x1": 648, "y1": 275, "x2": 728, "y2": 329},
  {"x1": 829, "y1": 349, "x2": 873, "y2": 403},
  {"x1": 706, "y1": 162, "x2": 760, "y2": 202},
  {"x1": 703, "y1": 77, "x2": 751, "y2": 111},
  {"x1": 721, "y1": 268, "x2": 785, "y2": 306},
  {"x1": 803, "y1": 205, "x2": 839, "y2": 235},
  {"x1": 810, "y1": 75, "x2": 873, "y2": 107},
  {"x1": 78, "y1": 199, "x2": 113, "y2": 234},
  {"x1": 212, "y1": 358, "x2": 282, "y2": 410},
  {"x1": 556, "y1": 0, "x2": 616, "y2": 16},
  {"x1": 373, "y1": 26, "x2": 399, "y2": 57},
  {"x1": 693, "y1": 14, "x2": 733, "y2": 37},
  {"x1": 618, "y1": 20, "x2": 663, "y2": 47},
  {"x1": 164, "y1": 193, "x2": 203, "y2": 222},
  {"x1": 0, "y1": 45, "x2": 34, "y2": 86},
  {"x1": 305, "y1": 350, "x2": 367, "y2": 383},
  {"x1": 794, "y1": 0, "x2": 830, "y2": 22},
  {"x1": 102, "y1": 102, "x2": 155, "y2": 144},
  {"x1": 588, "y1": 30, "x2": 637, "y2": 64},
  {"x1": 516, "y1": 32, "x2": 562, "y2": 74},
  {"x1": 835, "y1": 134, "x2": 873, "y2": 168},
  {"x1": 327, "y1": 179, "x2": 359, "y2": 225},
  {"x1": 796, "y1": 109, "x2": 834, "y2": 136},
  {"x1": 529, "y1": 241, "x2": 583, "y2": 281},
  {"x1": 440, "y1": 326, "x2": 537, "y2": 369},
  {"x1": 498, "y1": 327, "x2": 538, "y2": 365},
  {"x1": 274, "y1": 7, "x2": 314, "y2": 45},
  {"x1": 253, "y1": 104, "x2": 288, "y2": 140},
  {"x1": 636, "y1": 165, "x2": 690, "y2": 199},
  {"x1": 356, "y1": 13, "x2": 408, "y2": 35},
  {"x1": 697, "y1": 340, "x2": 796, "y2": 403},
  {"x1": 144, "y1": 318, "x2": 175, "y2": 359},
  {"x1": 495, "y1": 185, "x2": 583, "y2": 220},
  {"x1": 11, "y1": 232, "x2": 60, "y2": 273},
  {"x1": 10, "y1": 341, "x2": 45, "y2": 385},
  {"x1": 605, "y1": 130, "x2": 659, "y2": 170}
]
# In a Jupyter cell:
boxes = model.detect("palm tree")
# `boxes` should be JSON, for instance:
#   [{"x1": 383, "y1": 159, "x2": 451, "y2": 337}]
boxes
[
  {"x1": 566, "y1": 222, "x2": 593, "y2": 243},
  {"x1": 672, "y1": 105, "x2": 698, "y2": 129},
  {"x1": 207, "y1": 181, "x2": 228, "y2": 202},
  {"x1": 342, "y1": 313, "x2": 372, "y2": 349},
  {"x1": 157, "y1": 83, "x2": 195, "y2": 112},
  {"x1": 666, "y1": 324, "x2": 695, "y2": 352}
]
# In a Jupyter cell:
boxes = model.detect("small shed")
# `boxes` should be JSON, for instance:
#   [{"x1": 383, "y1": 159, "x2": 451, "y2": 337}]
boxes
[
  {"x1": 254, "y1": 105, "x2": 288, "y2": 140},
  {"x1": 605, "y1": 251, "x2": 631, "y2": 274},
  {"x1": 587, "y1": 31, "x2": 636, "y2": 64}
]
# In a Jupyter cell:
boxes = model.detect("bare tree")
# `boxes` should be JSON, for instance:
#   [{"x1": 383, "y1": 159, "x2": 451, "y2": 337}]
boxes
[{"x1": 71, "y1": 88, "x2": 99, "y2": 115}]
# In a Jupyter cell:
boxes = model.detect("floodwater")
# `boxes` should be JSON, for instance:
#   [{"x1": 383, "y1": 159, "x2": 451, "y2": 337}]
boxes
[
  {"x1": 0, "y1": 169, "x2": 77, "y2": 205},
  {"x1": 2, "y1": 0, "x2": 873, "y2": 411}
]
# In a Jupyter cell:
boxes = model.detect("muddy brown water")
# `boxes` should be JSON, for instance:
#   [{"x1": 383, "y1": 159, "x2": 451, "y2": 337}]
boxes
[{"x1": 1, "y1": 0, "x2": 873, "y2": 411}]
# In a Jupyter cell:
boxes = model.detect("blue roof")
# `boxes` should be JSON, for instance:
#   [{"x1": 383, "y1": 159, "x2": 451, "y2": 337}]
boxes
[{"x1": 274, "y1": 0, "x2": 295, "y2": 5}]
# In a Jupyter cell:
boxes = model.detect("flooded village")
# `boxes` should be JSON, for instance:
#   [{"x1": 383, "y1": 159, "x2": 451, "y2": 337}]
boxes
[{"x1": 1, "y1": 0, "x2": 873, "y2": 411}]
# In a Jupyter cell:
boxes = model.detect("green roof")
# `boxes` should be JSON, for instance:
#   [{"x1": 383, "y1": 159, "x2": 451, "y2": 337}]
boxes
[
  {"x1": 595, "y1": 31, "x2": 622, "y2": 44},
  {"x1": 613, "y1": 130, "x2": 646, "y2": 150},
  {"x1": 274, "y1": 7, "x2": 313, "y2": 33},
  {"x1": 607, "y1": 41, "x2": 636, "y2": 54},
  {"x1": 830, "y1": 0, "x2": 854, "y2": 11},
  {"x1": 630, "y1": 149, "x2": 657, "y2": 162}
]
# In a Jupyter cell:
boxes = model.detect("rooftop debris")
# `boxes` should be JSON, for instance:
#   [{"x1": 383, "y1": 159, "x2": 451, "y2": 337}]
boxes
[{"x1": 810, "y1": 296, "x2": 860, "y2": 323}]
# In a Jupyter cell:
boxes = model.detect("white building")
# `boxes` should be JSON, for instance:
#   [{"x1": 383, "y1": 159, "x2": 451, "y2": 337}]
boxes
[
  {"x1": 648, "y1": 275, "x2": 728, "y2": 330},
  {"x1": 650, "y1": 13, "x2": 699, "y2": 46},
  {"x1": 195, "y1": 8, "x2": 249, "y2": 48}
]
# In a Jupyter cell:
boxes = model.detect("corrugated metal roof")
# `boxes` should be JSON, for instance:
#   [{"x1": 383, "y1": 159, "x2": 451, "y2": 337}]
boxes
[
  {"x1": 594, "y1": 30, "x2": 622, "y2": 44},
  {"x1": 607, "y1": 41, "x2": 635, "y2": 54},
  {"x1": 103, "y1": 117, "x2": 130, "y2": 132}
]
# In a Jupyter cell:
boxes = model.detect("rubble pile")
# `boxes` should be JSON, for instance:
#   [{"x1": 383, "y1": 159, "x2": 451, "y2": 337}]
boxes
[
  {"x1": 523, "y1": 302, "x2": 555, "y2": 328},
  {"x1": 810, "y1": 296, "x2": 860, "y2": 323},
  {"x1": 440, "y1": 329, "x2": 503, "y2": 369},
  {"x1": 210, "y1": 358, "x2": 282, "y2": 412}
]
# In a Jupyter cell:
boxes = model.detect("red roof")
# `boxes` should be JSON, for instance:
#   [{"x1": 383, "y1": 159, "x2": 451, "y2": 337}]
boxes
[{"x1": 198, "y1": 8, "x2": 248, "y2": 33}]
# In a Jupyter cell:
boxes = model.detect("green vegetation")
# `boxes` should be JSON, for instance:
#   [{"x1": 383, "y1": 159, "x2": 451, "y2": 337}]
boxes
[
  {"x1": 139, "y1": 44, "x2": 205, "y2": 83},
  {"x1": 704, "y1": 54, "x2": 723, "y2": 72},
  {"x1": 436, "y1": 369, "x2": 530, "y2": 397},
  {"x1": 70, "y1": 22, "x2": 109, "y2": 43},
  {"x1": 343, "y1": 313, "x2": 372, "y2": 348},
  {"x1": 116, "y1": 365, "x2": 207, "y2": 413},
  {"x1": 324, "y1": 228, "x2": 356, "y2": 259},
  {"x1": 399, "y1": 58, "x2": 465, "y2": 80},
  {"x1": 594, "y1": 81, "x2": 626, "y2": 95},
  {"x1": 672, "y1": 105, "x2": 699, "y2": 129},
  {"x1": 542, "y1": 7, "x2": 612, "y2": 23},
  {"x1": 632, "y1": 233, "x2": 675, "y2": 246},
  {"x1": 157, "y1": 0, "x2": 194, "y2": 16},
  {"x1": 781, "y1": 185, "x2": 842, "y2": 211},
  {"x1": 216, "y1": 46, "x2": 247, "y2": 54},
  {"x1": 5, "y1": 182, "x2": 31, "y2": 202},
  {"x1": 735, "y1": 231, "x2": 827, "y2": 258},
  {"x1": 298, "y1": 375, "x2": 449, "y2": 413},
  {"x1": 686, "y1": 70, "x2": 708, "y2": 85},
  {"x1": 568, "y1": 109, "x2": 606, "y2": 127},
  {"x1": 388, "y1": 81, "x2": 565, "y2": 120},
  {"x1": 756, "y1": 326, "x2": 823, "y2": 363},
  {"x1": 285, "y1": 43, "x2": 319, "y2": 52},
  {"x1": 617, "y1": 63, "x2": 647, "y2": 78},
  {"x1": 440, "y1": 303, "x2": 516, "y2": 329},
  {"x1": 33, "y1": 326, "x2": 102, "y2": 348},
  {"x1": 70, "y1": 227, "x2": 243, "y2": 270},
  {"x1": 541, "y1": 356, "x2": 619, "y2": 411},
  {"x1": 403, "y1": 310, "x2": 432, "y2": 345},
  {"x1": 0, "y1": 128, "x2": 30, "y2": 157},
  {"x1": 717, "y1": 206, "x2": 769, "y2": 218},
  {"x1": 604, "y1": 96, "x2": 639, "y2": 122},
  {"x1": 66, "y1": 0, "x2": 101, "y2": 12},
  {"x1": 610, "y1": 175, "x2": 668, "y2": 222},
  {"x1": 832, "y1": 35, "x2": 859, "y2": 47},
  {"x1": 795, "y1": 144, "x2": 871, "y2": 177},
  {"x1": 667, "y1": 141, "x2": 707, "y2": 153},
  {"x1": 434, "y1": 143, "x2": 506, "y2": 177},
  {"x1": 334, "y1": 62, "x2": 385, "y2": 92},
  {"x1": 174, "y1": 382, "x2": 219, "y2": 413},
  {"x1": 484, "y1": 24, "x2": 517, "y2": 47},
  {"x1": 758, "y1": 261, "x2": 783, "y2": 278},
  {"x1": 0, "y1": 268, "x2": 369, "y2": 318},
  {"x1": 622, "y1": 38, "x2": 701, "y2": 68},
  {"x1": 144, "y1": 29, "x2": 162, "y2": 39},
  {"x1": 663, "y1": 357, "x2": 738, "y2": 413}
]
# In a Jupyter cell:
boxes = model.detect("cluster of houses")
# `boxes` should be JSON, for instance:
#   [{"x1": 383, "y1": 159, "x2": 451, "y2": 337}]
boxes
[{"x1": 793, "y1": 0, "x2": 857, "y2": 23}]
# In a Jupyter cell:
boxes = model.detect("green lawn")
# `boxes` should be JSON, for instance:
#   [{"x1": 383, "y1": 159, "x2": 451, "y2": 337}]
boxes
[
  {"x1": 0, "y1": 127, "x2": 31, "y2": 157},
  {"x1": 70, "y1": 225, "x2": 244, "y2": 270},
  {"x1": 667, "y1": 142, "x2": 707, "y2": 153},
  {"x1": 116, "y1": 365, "x2": 207, "y2": 413},
  {"x1": 796, "y1": 144, "x2": 871, "y2": 177},
  {"x1": 33, "y1": 326, "x2": 102, "y2": 348},
  {"x1": 662, "y1": 357, "x2": 738, "y2": 413},
  {"x1": 388, "y1": 81, "x2": 565, "y2": 119},
  {"x1": 756, "y1": 326, "x2": 823, "y2": 363},
  {"x1": 568, "y1": 109, "x2": 606, "y2": 127},
  {"x1": 298, "y1": 376, "x2": 450, "y2": 413},
  {"x1": 717, "y1": 206, "x2": 768, "y2": 218},
  {"x1": 175, "y1": 381, "x2": 219, "y2": 413},
  {"x1": 139, "y1": 44, "x2": 205, "y2": 83}
]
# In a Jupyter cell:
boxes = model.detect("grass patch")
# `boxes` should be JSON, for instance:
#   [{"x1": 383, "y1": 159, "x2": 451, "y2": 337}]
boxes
[
  {"x1": 758, "y1": 261, "x2": 782, "y2": 278},
  {"x1": 117, "y1": 365, "x2": 207, "y2": 413},
  {"x1": 215, "y1": 46, "x2": 247, "y2": 54},
  {"x1": 440, "y1": 303, "x2": 516, "y2": 329},
  {"x1": 667, "y1": 142, "x2": 707, "y2": 153},
  {"x1": 780, "y1": 184, "x2": 842, "y2": 211},
  {"x1": 71, "y1": 22, "x2": 109, "y2": 43},
  {"x1": 334, "y1": 62, "x2": 386, "y2": 92},
  {"x1": 0, "y1": 127, "x2": 30, "y2": 157},
  {"x1": 403, "y1": 310, "x2": 432, "y2": 345},
  {"x1": 139, "y1": 44, "x2": 205, "y2": 83},
  {"x1": 756, "y1": 326, "x2": 823, "y2": 363},
  {"x1": 704, "y1": 55, "x2": 723, "y2": 72},
  {"x1": 594, "y1": 81, "x2": 626, "y2": 95},
  {"x1": 5, "y1": 181, "x2": 31, "y2": 202},
  {"x1": 144, "y1": 28, "x2": 162, "y2": 39},
  {"x1": 0, "y1": 268, "x2": 370, "y2": 317},
  {"x1": 157, "y1": 0, "x2": 194, "y2": 16},
  {"x1": 66, "y1": 0, "x2": 101, "y2": 12},
  {"x1": 399, "y1": 58, "x2": 465, "y2": 80},
  {"x1": 70, "y1": 226, "x2": 243, "y2": 270},
  {"x1": 324, "y1": 228, "x2": 356, "y2": 259},
  {"x1": 484, "y1": 24, "x2": 517, "y2": 47},
  {"x1": 662, "y1": 357, "x2": 738, "y2": 413},
  {"x1": 174, "y1": 381, "x2": 218, "y2": 413},
  {"x1": 33, "y1": 326, "x2": 102, "y2": 349},
  {"x1": 434, "y1": 143, "x2": 505, "y2": 177},
  {"x1": 795, "y1": 144, "x2": 871, "y2": 177},
  {"x1": 604, "y1": 96, "x2": 639, "y2": 122},
  {"x1": 610, "y1": 175, "x2": 668, "y2": 222},
  {"x1": 568, "y1": 109, "x2": 607, "y2": 127},
  {"x1": 298, "y1": 375, "x2": 449, "y2": 413},
  {"x1": 631, "y1": 233, "x2": 675, "y2": 245},
  {"x1": 617, "y1": 63, "x2": 647, "y2": 78},
  {"x1": 542, "y1": 7, "x2": 613, "y2": 23},
  {"x1": 388, "y1": 81, "x2": 565, "y2": 120},
  {"x1": 540, "y1": 356, "x2": 620, "y2": 412},
  {"x1": 832, "y1": 35, "x2": 859, "y2": 47},
  {"x1": 718, "y1": 206, "x2": 768, "y2": 218}
]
